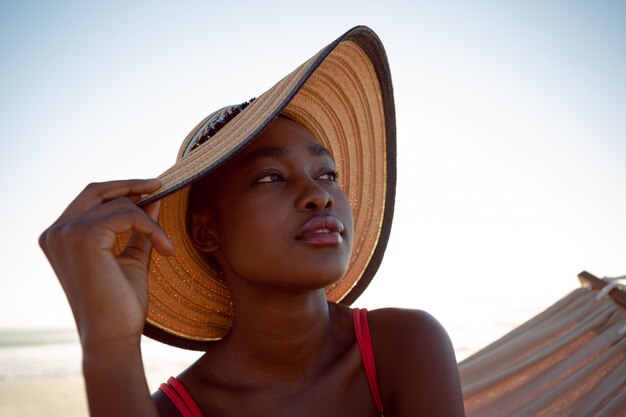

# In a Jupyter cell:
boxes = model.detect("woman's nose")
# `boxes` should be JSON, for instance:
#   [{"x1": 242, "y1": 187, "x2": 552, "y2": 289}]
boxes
[{"x1": 296, "y1": 178, "x2": 334, "y2": 211}]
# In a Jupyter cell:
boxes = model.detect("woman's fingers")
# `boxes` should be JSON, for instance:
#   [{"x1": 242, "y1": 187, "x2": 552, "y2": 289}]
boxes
[
  {"x1": 40, "y1": 195, "x2": 174, "y2": 268},
  {"x1": 122, "y1": 201, "x2": 174, "y2": 264},
  {"x1": 57, "y1": 179, "x2": 162, "y2": 223},
  {"x1": 144, "y1": 200, "x2": 161, "y2": 223},
  {"x1": 86, "y1": 199, "x2": 174, "y2": 255},
  {"x1": 41, "y1": 178, "x2": 172, "y2": 257}
]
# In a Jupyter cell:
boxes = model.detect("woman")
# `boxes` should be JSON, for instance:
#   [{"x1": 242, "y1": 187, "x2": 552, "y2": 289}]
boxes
[{"x1": 39, "y1": 26, "x2": 465, "y2": 416}]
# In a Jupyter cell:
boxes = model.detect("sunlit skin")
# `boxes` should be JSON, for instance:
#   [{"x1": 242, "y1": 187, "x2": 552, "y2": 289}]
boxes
[
  {"x1": 188, "y1": 116, "x2": 354, "y2": 294},
  {"x1": 38, "y1": 116, "x2": 466, "y2": 417},
  {"x1": 170, "y1": 117, "x2": 378, "y2": 415}
]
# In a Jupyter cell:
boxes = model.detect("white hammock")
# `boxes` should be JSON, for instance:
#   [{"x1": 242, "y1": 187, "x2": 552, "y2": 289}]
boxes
[{"x1": 459, "y1": 272, "x2": 626, "y2": 417}]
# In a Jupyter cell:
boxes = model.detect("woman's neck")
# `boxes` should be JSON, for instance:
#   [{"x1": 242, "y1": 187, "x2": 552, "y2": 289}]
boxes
[{"x1": 219, "y1": 282, "x2": 336, "y2": 383}]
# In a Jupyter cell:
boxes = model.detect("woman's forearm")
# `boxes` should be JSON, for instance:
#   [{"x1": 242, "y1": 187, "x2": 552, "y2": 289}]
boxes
[{"x1": 82, "y1": 339, "x2": 158, "y2": 417}]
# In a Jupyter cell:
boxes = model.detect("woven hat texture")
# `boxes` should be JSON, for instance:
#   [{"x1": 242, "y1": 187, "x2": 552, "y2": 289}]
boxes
[{"x1": 119, "y1": 25, "x2": 396, "y2": 350}]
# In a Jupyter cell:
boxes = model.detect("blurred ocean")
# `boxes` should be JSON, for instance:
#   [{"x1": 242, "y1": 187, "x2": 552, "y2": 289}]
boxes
[
  {"x1": 0, "y1": 329, "x2": 201, "y2": 389},
  {"x1": 0, "y1": 329, "x2": 82, "y2": 382},
  {"x1": 0, "y1": 313, "x2": 536, "y2": 385}
]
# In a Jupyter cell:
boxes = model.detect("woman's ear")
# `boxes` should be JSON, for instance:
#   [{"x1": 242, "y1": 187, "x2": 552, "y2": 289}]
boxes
[{"x1": 189, "y1": 210, "x2": 220, "y2": 253}]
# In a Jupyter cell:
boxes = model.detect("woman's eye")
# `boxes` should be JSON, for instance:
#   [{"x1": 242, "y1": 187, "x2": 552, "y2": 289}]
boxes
[
  {"x1": 256, "y1": 173, "x2": 284, "y2": 183},
  {"x1": 318, "y1": 171, "x2": 339, "y2": 181}
]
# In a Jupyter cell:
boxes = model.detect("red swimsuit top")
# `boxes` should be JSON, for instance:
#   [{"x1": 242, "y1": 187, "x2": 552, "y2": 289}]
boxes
[{"x1": 159, "y1": 308, "x2": 383, "y2": 416}]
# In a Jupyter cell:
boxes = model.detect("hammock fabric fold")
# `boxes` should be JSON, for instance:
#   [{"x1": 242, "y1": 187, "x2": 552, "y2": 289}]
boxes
[{"x1": 459, "y1": 272, "x2": 626, "y2": 417}]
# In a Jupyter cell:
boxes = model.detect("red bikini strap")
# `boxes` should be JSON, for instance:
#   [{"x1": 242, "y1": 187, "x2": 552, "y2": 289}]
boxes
[
  {"x1": 353, "y1": 308, "x2": 384, "y2": 414},
  {"x1": 159, "y1": 376, "x2": 205, "y2": 417}
]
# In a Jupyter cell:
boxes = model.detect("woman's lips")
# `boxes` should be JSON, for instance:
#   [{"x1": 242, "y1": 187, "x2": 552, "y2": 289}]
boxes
[{"x1": 296, "y1": 215, "x2": 344, "y2": 245}]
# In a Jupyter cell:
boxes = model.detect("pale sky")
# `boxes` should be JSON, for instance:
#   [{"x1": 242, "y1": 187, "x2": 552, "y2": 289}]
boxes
[{"x1": 1, "y1": 1, "x2": 625, "y2": 353}]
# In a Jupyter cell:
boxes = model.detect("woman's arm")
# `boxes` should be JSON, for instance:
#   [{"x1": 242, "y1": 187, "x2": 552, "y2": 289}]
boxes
[
  {"x1": 39, "y1": 179, "x2": 174, "y2": 417},
  {"x1": 369, "y1": 308, "x2": 466, "y2": 417}
]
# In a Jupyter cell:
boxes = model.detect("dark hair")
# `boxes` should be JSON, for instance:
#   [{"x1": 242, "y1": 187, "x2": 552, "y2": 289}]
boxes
[
  {"x1": 189, "y1": 99, "x2": 255, "y2": 153},
  {"x1": 186, "y1": 99, "x2": 254, "y2": 215},
  {"x1": 185, "y1": 100, "x2": 258, "y2": 272}
]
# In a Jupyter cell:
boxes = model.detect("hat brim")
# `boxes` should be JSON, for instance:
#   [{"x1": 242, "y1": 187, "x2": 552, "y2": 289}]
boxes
[{"x1": 123, "y1": 26, "x2": 396, "y2": 350}]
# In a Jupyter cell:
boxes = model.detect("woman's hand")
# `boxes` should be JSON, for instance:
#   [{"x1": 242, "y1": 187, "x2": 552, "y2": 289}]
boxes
[{"x1": 39, "y1": 179, "x2": 174, "y2": 351}]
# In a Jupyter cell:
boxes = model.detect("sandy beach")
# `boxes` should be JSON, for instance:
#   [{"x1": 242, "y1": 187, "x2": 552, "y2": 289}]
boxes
[
  {"x1": 0, "y1": 332, "x2": 200, "y2": 417},
  {"x1": 0, "y1": 378, "x2": 87, "y2": 417},
  {"x1": 0, "y1": 370, "x2": 185, "y2": 417}
]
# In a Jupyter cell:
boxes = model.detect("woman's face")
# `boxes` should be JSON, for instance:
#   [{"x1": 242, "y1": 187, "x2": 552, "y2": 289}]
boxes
[{"x1": 190, "y1": 116, "x2": 354, "y2": 292}]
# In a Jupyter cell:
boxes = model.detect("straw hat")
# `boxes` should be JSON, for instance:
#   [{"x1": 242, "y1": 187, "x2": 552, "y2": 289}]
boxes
[{"x1": 118, "y1": 25, "x2": 396, "y2": 350}]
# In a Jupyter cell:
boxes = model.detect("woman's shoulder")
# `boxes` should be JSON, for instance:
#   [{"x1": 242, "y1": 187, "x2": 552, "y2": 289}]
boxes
[
  {"x1": 367, "y1": 307, "x2": 448, "y2": 346},
  {"x1": 366, "y1": 308, "x2": 466, "y2": 416},
  {"x1": 366, "y1": 308, "x2": 454, "y2": 371}
]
